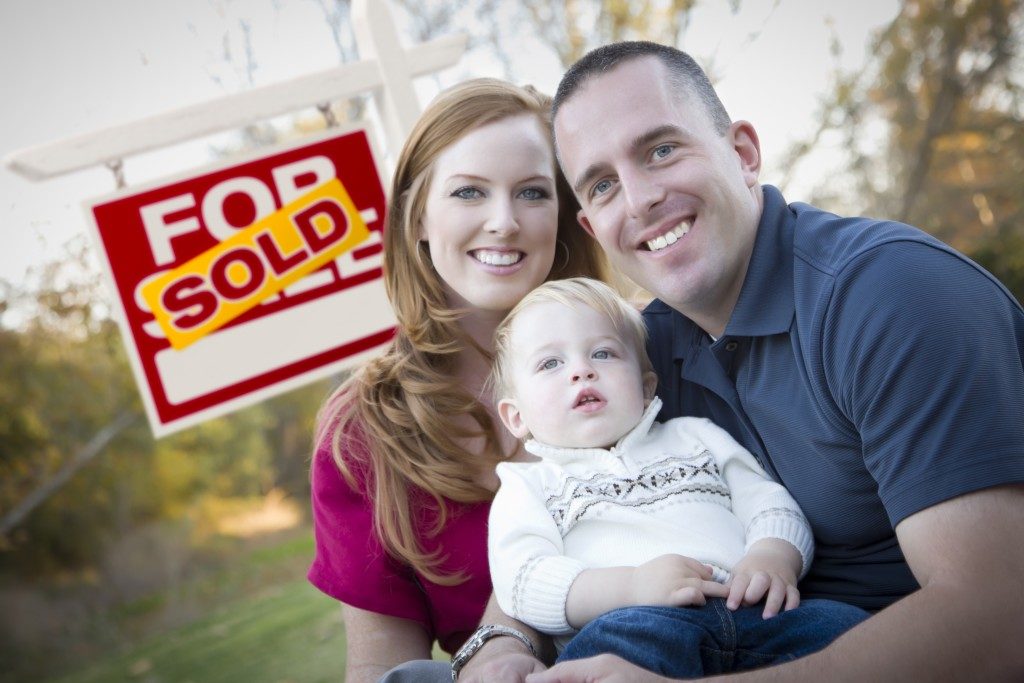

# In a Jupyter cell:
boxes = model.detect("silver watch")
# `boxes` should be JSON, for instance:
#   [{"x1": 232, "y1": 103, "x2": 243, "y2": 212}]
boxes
[{"x1": 449, "y1": 624, "x2": 538, "y2": 681}]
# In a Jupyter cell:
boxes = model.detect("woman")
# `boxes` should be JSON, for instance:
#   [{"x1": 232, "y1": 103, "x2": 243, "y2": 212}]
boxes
[{"x1": 308, "y1": 79, "x2": 607, "y2": 682}]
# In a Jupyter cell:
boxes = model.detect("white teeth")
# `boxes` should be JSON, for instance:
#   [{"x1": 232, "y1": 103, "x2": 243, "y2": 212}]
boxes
[
  {"x1": 645, "y1": 221, "x2": 691, "y2": 252},
  {"x1": 474, "y1": 250, "x2": 522, "y2": 266}
]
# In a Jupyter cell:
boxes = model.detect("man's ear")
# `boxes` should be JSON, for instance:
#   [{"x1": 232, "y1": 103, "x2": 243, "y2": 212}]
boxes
[
  {"x1": 577, "y1": 209, "x2": 596, "y2": 239},
  {"x1": 642, "y1": 371, "x2": 658, "y2": 404},
  {"x1": 729, "y1": 120, "x2": 762, "y2": 187},
  {"x1": 497, "y1": 398, "x2": 530, "y2": 439}
]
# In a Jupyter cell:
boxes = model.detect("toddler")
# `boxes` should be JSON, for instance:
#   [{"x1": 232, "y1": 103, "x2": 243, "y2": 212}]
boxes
[{"x1": 488, "y1": 277, "x2": 867, "y2": 677}]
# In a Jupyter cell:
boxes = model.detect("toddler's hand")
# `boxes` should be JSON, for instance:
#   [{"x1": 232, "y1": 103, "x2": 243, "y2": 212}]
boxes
[
  {"x1": 726, "y1": 539, "x2": 801, "y2": 618},
  {"x1": 631, "y1": 554, "x2": 730, "y2": 607}
]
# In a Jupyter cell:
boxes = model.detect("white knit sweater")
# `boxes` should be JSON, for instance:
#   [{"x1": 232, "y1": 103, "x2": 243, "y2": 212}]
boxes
[{"x1": 488, "y1": 397, "x2": 814, "y2": 640}]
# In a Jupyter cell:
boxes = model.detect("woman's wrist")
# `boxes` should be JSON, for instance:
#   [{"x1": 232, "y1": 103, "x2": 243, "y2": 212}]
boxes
[{"x1": 451, "y1": 624, "x2": 539, "y2": 679}]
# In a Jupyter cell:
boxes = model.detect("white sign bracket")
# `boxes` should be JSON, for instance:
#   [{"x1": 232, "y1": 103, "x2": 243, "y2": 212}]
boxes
[{"x1": 3, "y1": 0, "x2": 465, "y2": 183}]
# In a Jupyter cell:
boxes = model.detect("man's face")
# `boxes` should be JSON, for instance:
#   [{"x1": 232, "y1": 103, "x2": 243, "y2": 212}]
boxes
[{"x1": 554, "y1": 57, "x2": 763, "y2": 331}]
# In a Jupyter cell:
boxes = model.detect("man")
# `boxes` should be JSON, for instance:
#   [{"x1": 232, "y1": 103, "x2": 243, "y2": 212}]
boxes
[{"x1": 528, "y1": 41, "x2": 1024, "y2": 681}]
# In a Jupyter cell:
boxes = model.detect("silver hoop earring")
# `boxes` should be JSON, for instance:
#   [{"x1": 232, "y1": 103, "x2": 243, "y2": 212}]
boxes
[{"x1": 553, "y1": 240, "x2": 571, "y2": 274}]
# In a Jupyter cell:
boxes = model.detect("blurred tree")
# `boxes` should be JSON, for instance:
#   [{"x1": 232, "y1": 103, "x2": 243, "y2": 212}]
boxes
[
  {"x1": 389, "y1": 0, "x2": 745, "y2": 74},
  {"x1": 0, "y1": 244, "x2": 292, "y2": 575},
  {"x1": 787, "y1": 0, "x2": 1023, "y2": 301},
  {"x1": 0, "y1": 243, "x2": 150, "y2": 570},
  {"x1": 258, "y1": 382, "x2": 334, "y2": 499},
  {"x1": 513, "y1": 0, "x2": 702, "y2": 66}
]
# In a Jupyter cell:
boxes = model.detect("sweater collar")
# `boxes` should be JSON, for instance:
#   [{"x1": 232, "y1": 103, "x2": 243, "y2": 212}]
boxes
[{"x1": 524, "y1": 396, "x2": 663, "y2": 463}]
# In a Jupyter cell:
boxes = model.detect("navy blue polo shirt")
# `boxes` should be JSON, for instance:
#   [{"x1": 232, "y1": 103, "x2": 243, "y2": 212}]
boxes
[{"x1": 645, "y1": 185, "x2": 1024, "y2": 611}]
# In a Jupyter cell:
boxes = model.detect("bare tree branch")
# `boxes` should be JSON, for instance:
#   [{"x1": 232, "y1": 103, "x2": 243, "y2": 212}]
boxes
[
  {"x1": 898, "y1": 6, "x2": 969, "y2": 221},
  {"x1": 1, "y1": 409, "x2": 142, "y2": 537}
]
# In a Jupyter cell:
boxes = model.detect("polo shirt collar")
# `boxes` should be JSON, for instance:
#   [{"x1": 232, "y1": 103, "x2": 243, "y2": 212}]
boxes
[{"x1": 722, "y1": 184, "x2": 795, "y2": 338}]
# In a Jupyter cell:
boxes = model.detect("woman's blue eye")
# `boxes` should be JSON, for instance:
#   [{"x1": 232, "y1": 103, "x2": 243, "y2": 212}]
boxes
[
  {"x1": 593, "y1": 349, "x2": 611, "y2": 360},
  {"x1": 539, "y1": 358, "x2": 560, "y2": 371},
  {"x1": 452, "y1": 186, "x2": 484, "y2": 199},
  {"x1": 519, "y1": 187, "x2": 549, "y2": 200}
]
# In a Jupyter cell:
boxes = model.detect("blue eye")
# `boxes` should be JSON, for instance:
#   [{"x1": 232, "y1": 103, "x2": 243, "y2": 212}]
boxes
[
  {"x1": 652, "y1": 144, "x2": 674, "y2": 160},
  {"x1": 519, "y1": 187, "x2": 549, "y2": 201},
  {"x1": 452, "y1": 186, "x2": 484, "y2": 200},
  {"x1": 539, "y1": 358, "x2": 560, "y2": 371},
  {"x1": 591, "y1": 179, "x2": 613, "y2": 198},
  {"x1": 593, "y1": 349, "x2": 612, "y2": 360}
]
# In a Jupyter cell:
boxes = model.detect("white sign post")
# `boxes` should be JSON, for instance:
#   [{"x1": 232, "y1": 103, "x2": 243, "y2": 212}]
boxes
[{"x1": 352, "y1": 0, "x2": 428, "y2": 161}]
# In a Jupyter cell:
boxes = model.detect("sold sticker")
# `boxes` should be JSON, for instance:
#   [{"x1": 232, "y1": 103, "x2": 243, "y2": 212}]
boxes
[{"x1": 141, "y1": 178, "x2": 369, "y2": 349}]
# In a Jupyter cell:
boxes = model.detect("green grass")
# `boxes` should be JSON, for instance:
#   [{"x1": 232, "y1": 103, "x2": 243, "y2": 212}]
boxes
[
  {"x1": 48, "y1": 579, "x2": 346, "y2": 683},
  {"x1": 247, "y1": 534, "x2": 316, "y2": 567},
  {"x1": 14, "y1": 529, "x2": 448, "y2": 683}
]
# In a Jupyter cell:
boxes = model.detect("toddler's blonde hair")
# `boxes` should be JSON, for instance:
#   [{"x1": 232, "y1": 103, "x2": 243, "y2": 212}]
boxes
[{"x1": 492, "y1": 277, "x2": 654, "y2": 401}]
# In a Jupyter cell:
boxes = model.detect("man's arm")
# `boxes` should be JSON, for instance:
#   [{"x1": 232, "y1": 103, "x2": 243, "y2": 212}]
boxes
[
  {"x1": 530, "y1": 484, "x2": 1024, "y2": 683},
  {"x1": 726, "y1": 483, "x2": 1024, "y2": 681}
]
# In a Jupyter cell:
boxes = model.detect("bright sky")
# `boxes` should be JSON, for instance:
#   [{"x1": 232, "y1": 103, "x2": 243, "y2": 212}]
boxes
[{"x1": 0, "y1": 0, "x2": 900, "y2": 294}]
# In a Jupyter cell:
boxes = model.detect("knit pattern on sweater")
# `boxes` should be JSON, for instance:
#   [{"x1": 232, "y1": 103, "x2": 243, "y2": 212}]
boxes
[{"x1": 547, "y1": 451, "x2": 730, "y2": 536}]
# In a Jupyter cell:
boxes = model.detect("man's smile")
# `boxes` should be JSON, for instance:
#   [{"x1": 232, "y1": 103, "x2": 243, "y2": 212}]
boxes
[{"x1": 642, "y1": 220, "x2": 693, "y2": 252}]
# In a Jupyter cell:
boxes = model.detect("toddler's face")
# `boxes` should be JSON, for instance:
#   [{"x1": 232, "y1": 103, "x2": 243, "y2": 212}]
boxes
[{"x1": 498, "y1": 300, "x2": 649, "y2": 449}]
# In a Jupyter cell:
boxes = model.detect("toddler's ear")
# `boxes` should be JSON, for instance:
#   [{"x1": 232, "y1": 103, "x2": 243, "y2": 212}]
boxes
[
  {"x1": 497, "y1": 398, "x2": 529, "y2": 439},
  {"x1": 642, "y1": 371, "x2": 658, "y2": 404}
]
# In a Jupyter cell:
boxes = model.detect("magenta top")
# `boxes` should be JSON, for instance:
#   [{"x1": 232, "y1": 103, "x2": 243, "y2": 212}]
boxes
[{"x1": 307, "y1": 427, "x2": 492, "y2": 655}]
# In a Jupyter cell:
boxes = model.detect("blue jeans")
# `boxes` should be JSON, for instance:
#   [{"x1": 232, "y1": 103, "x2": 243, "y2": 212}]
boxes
[{"x1": 559, "y1": 599, "x2": 868, "y2": 678}]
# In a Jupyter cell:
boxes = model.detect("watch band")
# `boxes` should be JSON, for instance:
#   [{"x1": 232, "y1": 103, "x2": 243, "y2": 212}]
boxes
[{"x1": 450, "y1": 624, "x2": 538, "y2": 681}]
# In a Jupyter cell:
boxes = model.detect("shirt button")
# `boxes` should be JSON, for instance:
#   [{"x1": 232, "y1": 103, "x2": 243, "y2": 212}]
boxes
[{"x1": 725, "y1": 341, "x2": 739, "y2": 351}]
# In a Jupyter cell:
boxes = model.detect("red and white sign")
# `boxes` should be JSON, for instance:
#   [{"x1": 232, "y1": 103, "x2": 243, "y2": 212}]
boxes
[{"x1": 85, "y1": 128, "x2": 394, "y2": 437}]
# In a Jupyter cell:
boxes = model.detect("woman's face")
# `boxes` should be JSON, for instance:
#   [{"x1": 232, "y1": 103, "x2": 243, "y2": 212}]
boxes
[{"x1": 419, "y1": 114, "x2": 559, "y2": 314}]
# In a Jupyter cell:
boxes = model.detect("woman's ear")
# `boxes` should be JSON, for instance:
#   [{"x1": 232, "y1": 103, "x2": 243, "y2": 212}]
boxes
[{"x1": 497, "y1": 398, "x2": 529, "y2": 439}]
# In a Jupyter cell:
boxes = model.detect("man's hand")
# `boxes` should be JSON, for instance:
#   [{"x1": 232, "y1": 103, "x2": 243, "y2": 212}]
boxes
[
  {"x1": 458, "y1": 634, "x2": 546, "y2": 683},
  {"x1": 525, "y1": 654, "x2": 671, "y2": 683},
  {"x1": 726, "y1": 538, "x2": 801, "y2": 618},
  {"x1": 632, "y1": 554, "x2": 730, "y2": 607}
]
